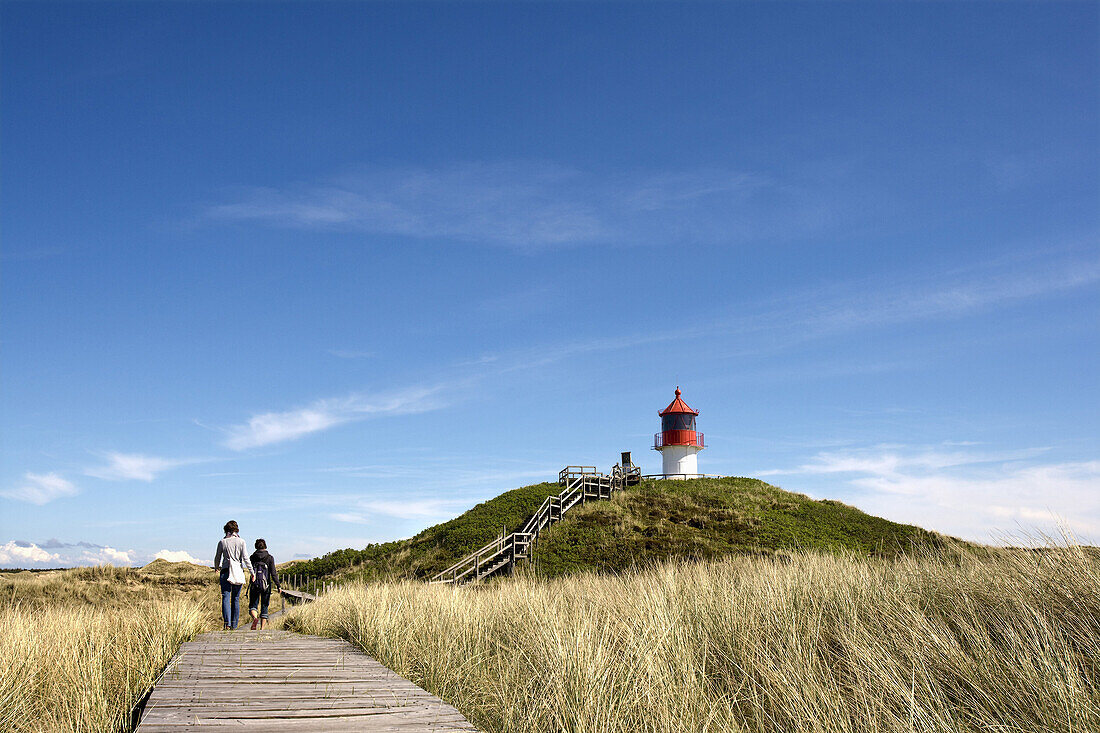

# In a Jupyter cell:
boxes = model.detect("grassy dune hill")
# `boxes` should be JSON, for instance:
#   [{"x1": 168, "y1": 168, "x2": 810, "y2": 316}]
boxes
[
  {"x1": 0, "y1": 560, "x2": 218, "y2": 617},
  {"x1": 287, "y1": 477, "x2": 953, "y2": 581},
  {"x1": 288, "y1": 481, "x2": 564, "y2": 580},
  {"x1": 531, "y1": 476, "x2": 951, "y2": 576}
]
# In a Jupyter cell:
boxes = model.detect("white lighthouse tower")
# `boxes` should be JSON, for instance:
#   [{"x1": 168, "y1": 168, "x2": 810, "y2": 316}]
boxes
[{"x1": 654, "y1": 387, "x2": 704, "y2": 478}]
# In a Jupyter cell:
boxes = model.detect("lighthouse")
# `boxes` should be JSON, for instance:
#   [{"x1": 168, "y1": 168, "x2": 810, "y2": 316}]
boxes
[{"x1": 654, "y1": 387, "x2": 704, "y2": 478}]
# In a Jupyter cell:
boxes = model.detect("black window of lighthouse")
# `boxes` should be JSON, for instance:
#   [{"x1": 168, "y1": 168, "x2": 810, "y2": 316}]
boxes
[{"x1": 662, "y1": 413, "x2": 696, "y2": 432}]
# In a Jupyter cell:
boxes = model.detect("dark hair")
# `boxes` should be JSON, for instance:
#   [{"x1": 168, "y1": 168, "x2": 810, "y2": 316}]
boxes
[
  {"x1": 223, "y1": 520, "x2": 239, "y2": 534},
  {"x1": 255, "y1": 538, "x2": 267, "y2": 550}
]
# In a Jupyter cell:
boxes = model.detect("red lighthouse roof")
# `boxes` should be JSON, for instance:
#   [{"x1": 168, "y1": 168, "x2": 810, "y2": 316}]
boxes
[{"x1": 658, "y1": 387, "x2": 699, "y2": 416}]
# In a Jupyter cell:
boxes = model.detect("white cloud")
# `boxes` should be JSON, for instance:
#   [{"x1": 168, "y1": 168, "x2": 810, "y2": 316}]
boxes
[
  {"x1": 154, "y1": 549, "x2": 204, "y2": 565},
  {"x1": 766, "y1": 446, "x2": 1100, "y2": 543},
  {"x1": 782, "y1": 446, "x2": 1049, "y2": 477},
  {"x1": 0, "y1": 540, "x2": 139, "y2": 569},
  {"x1": 0, "y1": 541, "x2": 61, "y2": 566},
  {"x1": 83, "y1": 546, "x2": 133, "y2": 565},
  {"x1": 329, "y1": 498, "x2": 467, "y2": 525},
  {"x1": 329, "y1": 512, "x2": 370, "y2": 525},
  {"x1": 364, "y1": 499, "x2": 466, "y2": 520},
  {"x1": 0, "y1": 473, "x2": 79, "y2": 505},
  {"x1": 84, "y1": 452, "x2": 194, "y2": 481},
  {"x1": 226, "y1": 407, "x2": 348, "y2": 451},
  {"x1": 224, "y1": 385, "x2": 449, "y2": 450}
]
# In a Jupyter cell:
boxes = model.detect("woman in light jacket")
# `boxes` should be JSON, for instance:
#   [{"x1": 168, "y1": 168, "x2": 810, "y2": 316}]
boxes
[{"x1": 213, "y1": 520, "x2": 254, "y2": 630}]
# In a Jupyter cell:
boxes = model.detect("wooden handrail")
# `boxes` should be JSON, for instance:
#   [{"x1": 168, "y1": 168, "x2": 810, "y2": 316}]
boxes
[
  {"x1": 640, "y1": 473, "x2": 722, "y2": 479},
  {"x1": 432, "y1": 532, "x2": 510, "y2": 581},
  {"x1": 430, "y1": 467, "x2": 635, "y2": 585}
]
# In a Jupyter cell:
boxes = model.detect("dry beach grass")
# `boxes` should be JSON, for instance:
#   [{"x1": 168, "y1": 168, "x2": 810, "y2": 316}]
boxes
[
  {"x1": 284, "y1": 545, "x2": 1100, "y2": 733},
  {"x1": 0, "y1": 601, "x2": 206, "y2": 733},
  {"x1": 2, "y1": 547, "x2": 1097, "y2": 732},
  {"x1": 0, "y1": 563, "x2": 213, "y2": 733},
  {"x1": 0, "y1": 561, "x2": 219, "y2": 617}
]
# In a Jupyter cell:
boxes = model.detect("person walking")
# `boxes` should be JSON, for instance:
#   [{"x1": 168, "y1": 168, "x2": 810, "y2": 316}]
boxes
[
  {"x1": 248, "y1": 538, "x2": 280, "y2": 630},
  {"x1": 213, "y1": 520, "x2": 253, "y2": 630}
]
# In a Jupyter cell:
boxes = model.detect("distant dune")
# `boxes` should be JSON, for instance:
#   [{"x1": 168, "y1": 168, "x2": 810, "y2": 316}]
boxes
[{"x1": 141, "y1": 558, "x2": 210, "y2": 576}]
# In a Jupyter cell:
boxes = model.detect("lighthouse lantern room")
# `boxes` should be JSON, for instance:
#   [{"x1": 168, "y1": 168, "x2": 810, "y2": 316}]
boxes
[{"x1": 654, "y1": 387, "x2": 704, "y2": 478}]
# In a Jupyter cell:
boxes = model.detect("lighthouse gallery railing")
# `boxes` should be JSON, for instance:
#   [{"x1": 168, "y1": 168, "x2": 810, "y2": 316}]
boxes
[{"x1": 653, "y1": 430, "x2": 704, "y2": 449}]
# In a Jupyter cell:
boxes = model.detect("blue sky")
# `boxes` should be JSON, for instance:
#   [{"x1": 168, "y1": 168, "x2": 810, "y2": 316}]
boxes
[{"x1": 2, "y1": 2, "x2": 1097, "y2": 568}]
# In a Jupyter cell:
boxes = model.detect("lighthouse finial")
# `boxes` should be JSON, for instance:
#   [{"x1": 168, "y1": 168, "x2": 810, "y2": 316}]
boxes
[{"x1": 675, "y1": 386, "x2": 681, "y2": 397}]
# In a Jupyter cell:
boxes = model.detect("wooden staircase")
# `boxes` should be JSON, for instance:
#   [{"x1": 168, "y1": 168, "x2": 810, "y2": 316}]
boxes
[{"x1": 429, "y1": 464, "x2": 641, "y2": 585}]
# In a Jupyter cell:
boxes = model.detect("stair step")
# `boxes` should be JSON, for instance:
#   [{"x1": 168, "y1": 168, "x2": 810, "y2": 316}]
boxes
[
  {"x1": 478, "y1": 559, "x2": 511, "y2": 579},
  {"x1": 432, "y1": 466, "x2": 632, "y2": 585}
]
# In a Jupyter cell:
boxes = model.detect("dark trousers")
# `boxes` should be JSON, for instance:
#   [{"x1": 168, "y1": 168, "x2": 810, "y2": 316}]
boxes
[{"x1": 249, "y1": 584, "x2": 272, "y2": 619}]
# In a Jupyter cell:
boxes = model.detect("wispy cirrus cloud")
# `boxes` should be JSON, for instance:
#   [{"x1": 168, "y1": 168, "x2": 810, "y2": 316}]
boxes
[
  {"x1": 459, "y1": 249, "x2": 1100, "y2": 382},
  {"x1": 0, "y1": 473, "x2": 79, "y2": 505},
  {"x1": 763, "y1": 445, "x2": 1051, "y2": 477},
  {"x1": 805, "y1": 254, "x2": 1100, "y2": 333},
  {"x1": 696, "y1": 250, "x2": 1100, "y2": 357},
  {"x1": 213, "y1": 248, "x2": 1096, "y2": 469},
  {"x1": 329, "y1": 512, "x2": 371, "y2": 525},
  {"x1": 205, "y1": 162, "x2": 784, "y2": 249},
  {"x1": 84, "y1": 452, "x2": 198, "y2": 481},
  {"x1": 223, "y1": 385, "x2": 449, "y2": 451},
  {"x1": 763, "y1": 445, "x2": 1100, "y2": 543},
  {"x1": 329, "y1": 498, "x2": 472, "y2": 525}
]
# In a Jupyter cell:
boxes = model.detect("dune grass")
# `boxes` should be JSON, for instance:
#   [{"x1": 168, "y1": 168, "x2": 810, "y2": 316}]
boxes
[
  {"x1": 0, "y1": 561, "x2": 220, "y2": 620},
  {"x1": 0, "y1": 600, "x2": 207, "y2": 733},
  {"x1": 0, "y1": 563, "x2": 216, "y2": 733},
  {"x1": 284, "y1": 544, "x2": 1100, "y2": 733}
]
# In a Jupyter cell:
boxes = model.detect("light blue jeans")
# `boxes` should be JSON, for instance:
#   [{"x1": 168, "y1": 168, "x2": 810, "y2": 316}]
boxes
[{"x1": 219, "y1": 569, "x2": 242, "y2": 629}]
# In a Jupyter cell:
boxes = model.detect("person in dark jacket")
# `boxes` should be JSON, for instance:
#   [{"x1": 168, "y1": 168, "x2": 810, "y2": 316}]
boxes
[{"x1": 248, "y1": 538, "x2": 280, "y2": 630}]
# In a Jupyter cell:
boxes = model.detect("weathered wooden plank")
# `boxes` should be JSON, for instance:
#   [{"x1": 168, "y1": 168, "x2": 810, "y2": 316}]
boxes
[
  {"x1": 139, "y1": 699, "x2": 441, "y2": 709},
  {"x1": 138, "y1": 706, "x2": 470, "y2": 721},
  {"x1": 138, "y1": 694, "x2": 435, "y2": 703},
  {"x1": 139, "y1": 719, "x2": 475, "y2": 729},
  {"x1": 138, "y1": 720, "x2": 475, "y2": 733},
  {"x1": 137, "y1": 630, "x2": 477, "y2": 731}
]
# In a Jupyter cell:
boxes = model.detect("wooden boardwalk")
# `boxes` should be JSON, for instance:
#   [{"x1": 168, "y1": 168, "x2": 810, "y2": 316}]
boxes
[{"x1": 136, "y1": 630, "x2": 478, "y2": 731}]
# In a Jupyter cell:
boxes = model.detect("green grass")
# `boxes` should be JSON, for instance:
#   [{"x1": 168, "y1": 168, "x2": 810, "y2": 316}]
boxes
[
  {"x1": 286, "y1": 476, "x2": 955, "y2": 582},
  {"x1": 286, "y1": 481, "x2": 563, "y2": 580},
  {"x1": 529, "y1": 477, "x2": 952, "y2": 577}
]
